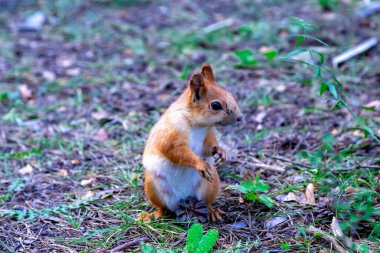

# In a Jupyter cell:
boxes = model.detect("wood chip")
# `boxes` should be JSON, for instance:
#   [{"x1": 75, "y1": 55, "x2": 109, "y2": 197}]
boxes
[{"x1": 305, "y1": 183, "x2": 316, "y2": 205}]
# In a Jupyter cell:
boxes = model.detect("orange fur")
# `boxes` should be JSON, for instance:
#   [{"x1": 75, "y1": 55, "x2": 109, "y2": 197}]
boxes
[{"x1": 141, "y1": 64, "x2": 242, "y2": 222}]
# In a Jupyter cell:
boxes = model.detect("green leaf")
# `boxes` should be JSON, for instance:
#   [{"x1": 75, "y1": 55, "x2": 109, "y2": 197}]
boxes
[
  {"x1": 363, "y1": 127, "x2": 380, "y2": 142},
  {"x1": 180, "y1": 65, "x2": 190, "y2": 80},
  {"x1": 320, "y1": 81, "x2": 328, "y2": 96},
  {"x1": 140, "y1": 242, "x2": 157, "y2": 253},
  {"x1": 258, "y1": 195, "x2": 275, "y2": 208},
  {"x1": 311, "y1": 50, "x2": 325, "y2": 64},
  {"x1": 228, "y1": 184, "x2": 249, "y2": 194},
  {"x1": 314, "y1": 66, "x2": 320, "y2": 77},
  {"x1": 296, "y1": 35, "x2": 305, "y2": 47},
  {"x1": 234, "y1": 49, "x2": 257, "y2": 67},
  {"x1": 254, "y1": 175, "x2": 269, "y2": 193},
  {"x1": 263, "y1": 49, "x2": 278, "y2": 60},
  {"x1": 241, "y1": 180, "x2": 255, "y2": 192},
  {"x1": 289, "y1": 17, "x2": 317, "y2": 31},
  {"x1": 186, "y1": 224, "x2": 204, "y2": 253},
  {"x1": 284, "y1": 48, "x2": 308, "y2": 59},
  {"x1": 359, "y1": 105, "x2": 376, "y2": 112},
  {"x1": 246, "y1": 192, "x2": 258, "y2": 201},
  {"x1": 326, "y1": 82, "x2": 338, "y2": 99},
  {"x1": 195, "y1": 229, "x2": 219, "y2": 253}
]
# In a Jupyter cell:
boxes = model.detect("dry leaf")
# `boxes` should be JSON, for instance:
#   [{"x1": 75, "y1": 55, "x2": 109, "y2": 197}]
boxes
[
  {"x1": 91, "y1": 111, "x2": 108, "y2": 121},
  {"x1": 305, "y1": 183, "x2": 316, "y2": 205},
  {"x1": 42, "y1": 70, "x2": 56, "y2": 81},
  {"x1": 239, "y1": 195, "x2": 244, "y2": 204},
  {"x1": 96, "y1": 128, "x2": 108, "y2": 141},
  {"x1": 19, "y1": 164, "x2": 33, "y2": 175},
  {"x1": 80, "y1": 178, "x2": 94, "y2": 187},
  {"x1": 264, "y1": 216, "x2": 288, "y2": 229},
  {"x1": 71, "y1": 159, "x2": 80, "y2": 166},
  {"x1": 284, "y1": 192, "x2": 299, "y2": 202},
  {"x1": 58, "y1": 169, "x2": 68, "y2": 176},
  {"x1": 18, "y1": 85, "x2": 33, "y2": 100},
  {"x1": 66, "y1": 68, "x2": 80, "y2": 76},
  {"x1": 81, "y1": 190, "x2": 94, "y2": 200}
]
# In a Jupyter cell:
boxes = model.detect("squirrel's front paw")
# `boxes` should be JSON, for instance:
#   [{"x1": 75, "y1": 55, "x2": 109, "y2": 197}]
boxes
[
  {"x1": 196, "y1": 160, "x2": 213, "y2": 182},
  {"x1": 211, "y1": 146, "x2": 226, "y2": 168}
]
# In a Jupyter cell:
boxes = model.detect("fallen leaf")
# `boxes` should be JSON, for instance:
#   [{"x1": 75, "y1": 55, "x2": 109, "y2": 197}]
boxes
[
  {"x1": 80, "y1": 178, "x2": 94, "y2": 187},
  {"x1": 91, "y1": 111, "x2": 108, "y2": 121},
  {"x1": 56, "y1": 55, "x2": 75, "y2": 68},
  {"x1": 305, "y1": 183, "x2": 316, "y2": 205},
  {"x1": 42, "y1": 70, "x2": 56, "y2": 82},
  {"x1": 254, "y1": 111, "x2": 267, "y2": 123},
  {"x1": 18, "y1": 11, "x2": 45, "y2": 31},
  {"x1": 264, "y1": 216, "x2": 288, "y2": 229},
  {"x1": 18, "y1": 84, "x2": 33, "y2": 100},
  {"x1": 71, "y1": 159, "x2": 80, "y2": 166},
  {"x1": 19, "y1": 164, "x2": 33, "y2": 175},
  {"x1": 58, "y1": 169, "x2": 68, "y2": 176},
  {"x1": 66, "y1": 68, "x2": 80, "y2": 76},
  {"x1": 96, "y1": 128, "x2": 108, "y2": 141},
  {"x1": 284, "y1": 192, "x2": 298, "y2": 202},
  {"x1": 81, "y1": 190, "x2": 95, "y2": 200}
]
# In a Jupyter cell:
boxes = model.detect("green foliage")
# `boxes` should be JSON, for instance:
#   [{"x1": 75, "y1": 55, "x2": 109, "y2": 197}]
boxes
[
  {"x1": 318, "y1": 0, "x2": 338, "y2": 10},
  {"x1": 231, "y1": 175, "x2": 275, "y2": 208},
  {"x1": 140, "y1": 224, "x2": 219, "y2": 253},
  {"x1": 282, "y1": 17, "x2": 379, "y2": 143},
  {"x1": 234, "y1": 48, "x2": 278, "y2": 68}
]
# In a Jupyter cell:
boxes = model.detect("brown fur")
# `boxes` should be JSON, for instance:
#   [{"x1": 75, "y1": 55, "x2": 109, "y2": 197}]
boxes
[{"x1": 141, "y1": 64, "x2": 242, "y2": 222}]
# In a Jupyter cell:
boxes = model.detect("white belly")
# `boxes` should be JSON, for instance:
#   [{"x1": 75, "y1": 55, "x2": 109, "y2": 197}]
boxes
[{"x1": 143, "y1": 127, "x2": 210, "y2": 211}]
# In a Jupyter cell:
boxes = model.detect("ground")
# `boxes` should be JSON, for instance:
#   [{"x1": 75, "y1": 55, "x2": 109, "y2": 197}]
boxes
[{"x1": 0, "y1": 0, "x2": 379, "y2": 252}]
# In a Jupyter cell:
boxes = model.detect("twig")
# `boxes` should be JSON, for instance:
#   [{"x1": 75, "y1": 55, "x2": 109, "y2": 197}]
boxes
[
  {"x1": 356, "y1": 4, "x2": 380, "y2": 19},
  {"x1": 250, "y1": 163, "x2": 285, "y2": 173},
  {"x1": 305, "y1": 226, "x2": 348, "y2": 253},
  {"x1": 332, "y1": 37, "x2": 378, "y2": 69},
  {"x1": 110, "y1": 237, "x2": 148, "y2": 253},
  {"x1": 201, "y1": 18, "x2": 235, "y2": 34},
  {"x1": 267, "y1": 155, "x2": 312, "y2": 169}
]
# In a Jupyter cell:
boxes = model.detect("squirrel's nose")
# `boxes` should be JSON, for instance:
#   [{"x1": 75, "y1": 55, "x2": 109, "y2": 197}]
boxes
[{"x1": 236, "y1": 116, "x2": 242, "y2": 122}]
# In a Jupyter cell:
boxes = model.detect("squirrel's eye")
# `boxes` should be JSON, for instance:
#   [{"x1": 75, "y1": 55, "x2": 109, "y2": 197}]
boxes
[{"x1": 211, "y1": 101, "x2": 222, "y2": 110}]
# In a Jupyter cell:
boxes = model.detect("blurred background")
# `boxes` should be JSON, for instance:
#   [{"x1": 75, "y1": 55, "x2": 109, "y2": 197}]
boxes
[{"x1": 0, "y1": 0, "x2": 379, "y2": 252}]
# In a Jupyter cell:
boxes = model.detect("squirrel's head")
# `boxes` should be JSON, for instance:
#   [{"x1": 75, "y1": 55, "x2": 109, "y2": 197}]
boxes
[{"x1": 186, "y1": 64, "x2": 242, "y2": 127}]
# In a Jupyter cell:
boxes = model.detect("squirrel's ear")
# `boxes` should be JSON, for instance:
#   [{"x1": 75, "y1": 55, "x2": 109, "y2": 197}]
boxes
[
  {"x1": 201, "y1": 64, "x2": 214, "y2": 82},
  {"x1": 189, "y1": 73, "x2": 206, "y2": 101}
]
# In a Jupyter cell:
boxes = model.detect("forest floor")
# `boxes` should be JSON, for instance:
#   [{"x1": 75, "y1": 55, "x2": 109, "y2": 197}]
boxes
[{"x1": 0, "y1": 0, "x2": 379, "y2": 252}]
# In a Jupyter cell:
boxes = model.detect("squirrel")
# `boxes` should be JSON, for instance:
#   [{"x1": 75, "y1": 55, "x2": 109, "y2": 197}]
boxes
[{"x1": 141, "y1": 64, "x2": 242, "y2": 222}]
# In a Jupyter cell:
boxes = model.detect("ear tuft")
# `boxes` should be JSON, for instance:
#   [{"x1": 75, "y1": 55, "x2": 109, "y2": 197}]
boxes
[
  {"x1": 189, "y1": 73, "x2": 205, "y2": 101},
  {"x1": 201, "y1": 64, "x2": 214, "y2": 81}
]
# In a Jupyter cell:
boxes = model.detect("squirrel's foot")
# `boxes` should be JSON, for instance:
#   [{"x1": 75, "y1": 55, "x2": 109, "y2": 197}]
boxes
[
  {"x1": 208, "y1": 207, "x2": 224, "y2": 222},
  {"x1": 138, "y1": 209, "x2": 165, "y2": 222}
]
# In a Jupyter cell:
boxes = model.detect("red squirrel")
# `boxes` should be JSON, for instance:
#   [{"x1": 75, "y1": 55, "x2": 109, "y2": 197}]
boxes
[{"x1": 141, "y1": 64, "x2": 242, "y2": 222}]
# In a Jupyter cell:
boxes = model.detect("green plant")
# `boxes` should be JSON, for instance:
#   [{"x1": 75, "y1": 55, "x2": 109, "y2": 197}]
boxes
[
  {"x1": 230, "y1": 175, "x2": 275, "y2": 208},
  {"x1": 319, "y1": 0, "x2": 338, "y2": 10},
  {"x1": 140, "y1": 224, "x2": 219, "y2": 253},
  {"x1": 282, "y1": 17, "x2": 379, "y2": 142},
  {"x1": 234, "y1": 48, "x2": 278, "y2": 68}
]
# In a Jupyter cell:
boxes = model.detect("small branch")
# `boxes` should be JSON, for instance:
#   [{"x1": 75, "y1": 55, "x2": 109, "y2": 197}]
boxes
[
  {"x1": 332, "y1": 37, "x2": 378, "y2": 69},
  {"x1": 110, "y1": 237, "x2": 148, "y2": 253},
  {"x1": 356, "y1": 4, "x2": 380, "y2": 19},
  {"x1": 267, "y1": 155, "x2": 312, "y2": 169},
  {"x1": 201, "y1": 18, "x2": 235, "y2": 34},
  {"x1": 305, "y1": 226, "x2": 348, "y2": 253}
]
